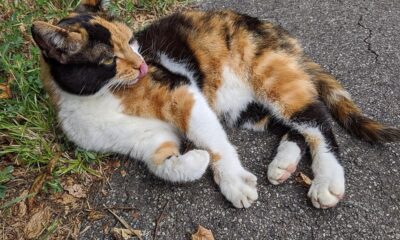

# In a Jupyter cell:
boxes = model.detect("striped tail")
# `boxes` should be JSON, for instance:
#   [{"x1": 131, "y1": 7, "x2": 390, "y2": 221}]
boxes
[{"x1": 304, "y1": 60, "x2": 400, "y2": 143}]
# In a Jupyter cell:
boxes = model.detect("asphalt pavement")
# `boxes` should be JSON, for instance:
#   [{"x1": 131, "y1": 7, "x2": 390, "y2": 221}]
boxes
[{"x1": 81, "y1": 1, "x2": 400, "y2": 239}]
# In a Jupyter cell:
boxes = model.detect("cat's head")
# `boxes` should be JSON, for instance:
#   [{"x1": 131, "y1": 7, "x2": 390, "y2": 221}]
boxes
[{"x1": 31, "y1": 0, "x2": 148, "y2": 95}]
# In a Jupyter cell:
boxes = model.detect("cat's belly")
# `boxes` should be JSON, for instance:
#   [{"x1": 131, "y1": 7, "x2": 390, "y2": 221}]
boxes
[{"x1": 214, "y1": 66, "x2": 254, "y2": 126}]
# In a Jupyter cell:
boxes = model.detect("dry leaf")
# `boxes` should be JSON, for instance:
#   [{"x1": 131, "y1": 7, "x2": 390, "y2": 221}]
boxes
[
  {"x1": 87, "y1": 210, "x2": 105, "y2": 221},
  {"x1": 108, "y1": 209, "x2": 142, "y2": 240},
  {"x1": 24, "y1": 207, "x2": 51, "y2": 239},
  {"x1": 111, "y1": 228, "x2": 142, "y2": 240},
  {"x1": 192, "y1": 225, "x2": 215, "y2": 240},
  {"x1": 295, "y1": 172, "x2": 312, "y2": 187},
  {"x1": 27, "y1": 173, "x2": 47, "y2": 210},
  {"x1": 64, "y1": 184, "x2": 87, "y2": 198},
  {"x1": 55, "y1": 193, "x2": 77, "y2": 205},
  {"x1": 47, "y1": 152, "x2": 61, "y2": 174},
  {"x1": 12, "y1": 201, "x2": 27, "y2": 217},
  {"x1": 0, "y1": 83, "x2": 12, "y2": 99}
]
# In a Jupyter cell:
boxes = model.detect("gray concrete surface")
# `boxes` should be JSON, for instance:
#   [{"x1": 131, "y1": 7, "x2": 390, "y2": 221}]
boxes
[{"x1": 81, "y1": 1, "x2": 400, "y2": 239}]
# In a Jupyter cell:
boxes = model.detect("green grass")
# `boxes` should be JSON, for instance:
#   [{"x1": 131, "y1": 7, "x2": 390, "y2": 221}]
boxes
[{"x1": 0, "y1": 0, "x2": 187, "y2": 188}]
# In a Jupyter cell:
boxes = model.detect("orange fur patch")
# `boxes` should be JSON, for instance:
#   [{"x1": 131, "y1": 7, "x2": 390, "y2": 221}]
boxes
[
  {"x1": 114, "y1": 69, "x2": 195, "y2": 133},
  {"x1": 152, "y1": 141, "x2": 179, "y2": 165},
  {"x1": 252, "y1": 52, "x2": 317, "y2": 118},
  {"x1": 209, "y1": 152, "x2": 222, "y2": 162}
]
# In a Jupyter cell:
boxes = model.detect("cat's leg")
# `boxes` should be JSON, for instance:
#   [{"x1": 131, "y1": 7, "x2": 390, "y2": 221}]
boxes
[
  {"x1": 234, "y1": 102, "x2": 308, "y2": 185},
  {"x1": 250, "y1": 53, "x2": 344, "y2": 208},
  {"x1": 72, "y1": 115, "x2": 210, "y2": 182},
  {"x1": 289, "y1": 102, "x2": 344, "y2": 208},
  {"x1": 185, "y1": 89, "x2": 258, "y2": 208},
  {"x1": 121, "y1": 119, "x2": 210, "y2": 182},
  {"x1": 267, "y1": 130, "x2": 308, "y2": 185},
  {"x1": 266, "y1": 101, "x2": 344, "y2": 208}
]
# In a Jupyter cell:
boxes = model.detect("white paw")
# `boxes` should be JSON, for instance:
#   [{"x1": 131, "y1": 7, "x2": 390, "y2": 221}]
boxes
[
  {"x1": 267, "y1": 141, "x2": 301, "y2": 185},
  {"x1": 155, "y1": 149, "x2": 210, "y2": 182},
  {"x1": 178, "y1": 149, "x2": 210, "y2": 180},
  {"x1": 307, "y1": 175, "x2": 345, "y2": 209},
  {"x1": 217, "y1": 168, "x2": 258, "y2": 208}
]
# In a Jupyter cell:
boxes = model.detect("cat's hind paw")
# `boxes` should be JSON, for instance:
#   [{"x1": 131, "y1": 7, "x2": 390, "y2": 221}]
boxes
[
  {"x1": 307, "y1": 176, "x2": 345, "y2": 209},
  {"x1": 267, "y1": 140, "x2": 301, "y2": 185}
]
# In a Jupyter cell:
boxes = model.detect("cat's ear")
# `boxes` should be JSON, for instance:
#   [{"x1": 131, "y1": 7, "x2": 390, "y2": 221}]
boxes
[
  {"x1": 74, "y1": 0, "x2": 110, "y2": 14},
  {"x1": 31, "y1": 21, "x2": 84, "y2": 64}
]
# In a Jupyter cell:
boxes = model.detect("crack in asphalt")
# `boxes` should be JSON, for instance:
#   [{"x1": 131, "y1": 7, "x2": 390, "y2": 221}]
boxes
[{"x1": 357, "y1": 15, "x2": 379, "y2": 63}]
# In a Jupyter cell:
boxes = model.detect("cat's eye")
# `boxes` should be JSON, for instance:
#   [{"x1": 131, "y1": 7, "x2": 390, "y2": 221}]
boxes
[{"x1": 100, "y1": 57, "x2": 115, "y2": 65}]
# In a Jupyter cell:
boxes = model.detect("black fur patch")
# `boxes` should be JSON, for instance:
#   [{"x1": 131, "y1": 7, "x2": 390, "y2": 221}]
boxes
[
  {"x1": 45, "y1": 56, "x2": 116, "y2": 95},
  {"x1": 85, "y1": 23, "x2": 112, "y2": 45},
  {"x1": 135, "y1": 13, "x2": 205, "y2": 89},
  {"x1": 236, "y1": 101, "x2": 270, "y2": 126},
  {"x1": 287, "y1": 130, "x2": 308, "y2": 156},
  {"x1": 58, "y1": 14, "x2": 93, "y2": 25},
  {"x1": 235, "y1": 14, "x2": 265, "y2": 37},
  {"x1": 291, "y1": 101, "x2": 339, "y2": 154},
  {"x1": 223, "y1": 24, "x2": 232, "y2": 50},
  {"x1": 149, "y1": 61, "x2": 191, "y2": 89}
]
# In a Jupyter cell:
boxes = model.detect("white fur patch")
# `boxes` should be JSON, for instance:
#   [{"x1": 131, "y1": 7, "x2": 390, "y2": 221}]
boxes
[
  {"x1": 159, "y1": 53, "x2": 196, "y2": 84},
  {"x1": 130, "y1": 41, "x2": 144, "y2": 61},
  {"x1": 215, "y1": 66, "x2": 253, "y2": 125}
]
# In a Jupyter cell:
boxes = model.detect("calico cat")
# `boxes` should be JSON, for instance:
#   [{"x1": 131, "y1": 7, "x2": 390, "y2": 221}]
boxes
[{"x1": 31, "y1": 0, "x2": 400, "y2": 209}]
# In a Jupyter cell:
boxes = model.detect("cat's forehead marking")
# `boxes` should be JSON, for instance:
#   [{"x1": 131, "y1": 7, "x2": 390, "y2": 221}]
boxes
[{"x1": 89, "y1": 17, "x2": 140, "y2": 66}]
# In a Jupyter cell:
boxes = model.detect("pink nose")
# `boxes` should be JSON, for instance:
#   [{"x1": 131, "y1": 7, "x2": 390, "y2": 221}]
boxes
[{"x1": 138, "y1": 62, "x2": 148, "y2": 78}]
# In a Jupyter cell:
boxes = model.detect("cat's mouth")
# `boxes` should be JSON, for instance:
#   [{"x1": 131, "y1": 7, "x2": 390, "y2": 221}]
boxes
[
  {"x1": 124, "y1": 62, "x2": 149, "y2": 85},
  {"x1": 138, "y1": 62, "x2": 148, "y2": 79}
]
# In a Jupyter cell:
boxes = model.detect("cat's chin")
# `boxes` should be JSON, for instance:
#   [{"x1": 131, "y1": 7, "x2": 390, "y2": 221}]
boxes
[{"x1": 126, "y1": 77, "x2": 140, "y2": 85}]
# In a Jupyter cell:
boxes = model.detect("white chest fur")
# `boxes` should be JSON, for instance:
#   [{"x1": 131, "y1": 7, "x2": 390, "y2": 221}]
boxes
[{"x1": 215, "y1": 66, "x2": 254, "y2": 126}]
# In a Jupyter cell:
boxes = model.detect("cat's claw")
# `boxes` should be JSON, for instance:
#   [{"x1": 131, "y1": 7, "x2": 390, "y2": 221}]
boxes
[
  {"x1": 217, "y1": 169, "x2": 258, "y2": 208},
  {"x1": 307, "y1": 176, "x2": 345, "y2": 209}
]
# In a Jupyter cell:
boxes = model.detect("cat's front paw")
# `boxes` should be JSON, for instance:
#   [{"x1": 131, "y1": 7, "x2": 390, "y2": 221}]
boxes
[
  {"x1": 217, "y1": 168, "x2": 258, "y2": 208},
  {"x1": 307, "y1": 175, "x2": 345, "y2": 209},
  {"x1": 174, "y1": 149, "x2": 210, "y2": 181}
]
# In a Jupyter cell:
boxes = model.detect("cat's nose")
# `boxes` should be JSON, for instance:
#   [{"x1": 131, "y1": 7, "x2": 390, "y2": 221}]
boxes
[{"x1": 138, "y1": 62, "x2": 148, "y2": 78}]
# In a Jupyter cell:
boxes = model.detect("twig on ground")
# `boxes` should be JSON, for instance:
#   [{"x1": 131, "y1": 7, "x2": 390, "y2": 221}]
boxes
[
  {"x1": 107, "y1": 208, "x2": 142, "y2": 240},
  {"x1": 153, "y1": 200, "x2": 170, "y2": 240}
]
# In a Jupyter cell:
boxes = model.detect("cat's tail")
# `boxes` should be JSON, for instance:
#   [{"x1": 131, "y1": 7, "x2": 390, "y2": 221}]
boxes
[{"x1": 304, "y1": 59, "x2": 400, "y2": 143}]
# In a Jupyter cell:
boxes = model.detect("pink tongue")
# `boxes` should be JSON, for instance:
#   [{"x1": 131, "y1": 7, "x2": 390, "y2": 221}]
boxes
[{"x1": 139, "y1": 62, "x2": 148, "y2": 78}]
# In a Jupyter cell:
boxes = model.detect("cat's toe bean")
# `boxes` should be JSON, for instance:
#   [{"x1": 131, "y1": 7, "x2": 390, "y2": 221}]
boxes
[{"x1": 307, "y1": 177, "x2": 345, "y2": 209}]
